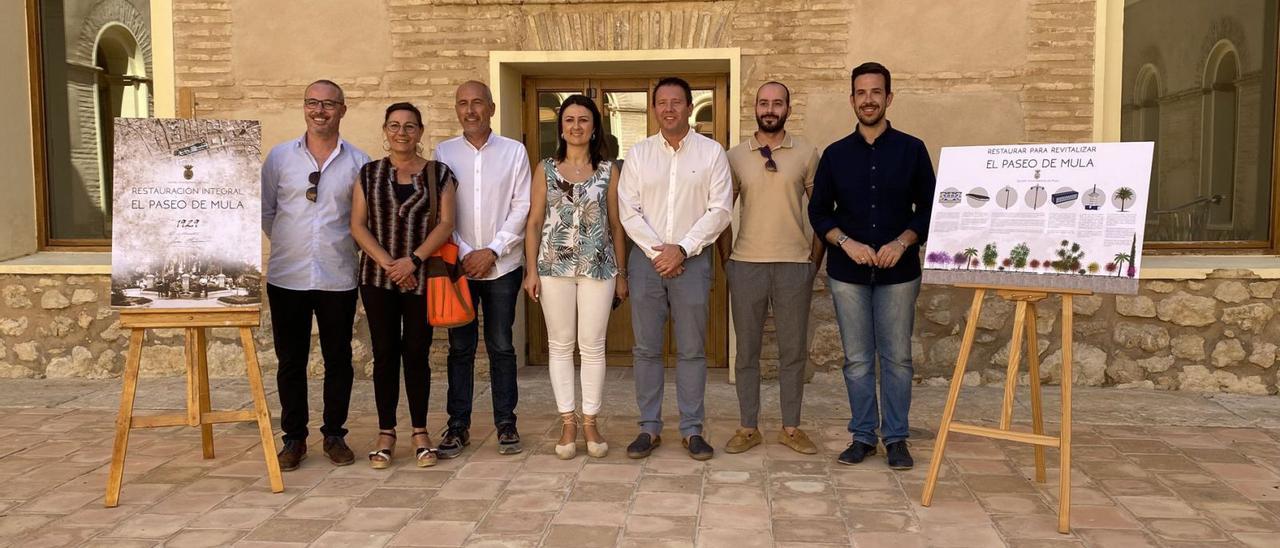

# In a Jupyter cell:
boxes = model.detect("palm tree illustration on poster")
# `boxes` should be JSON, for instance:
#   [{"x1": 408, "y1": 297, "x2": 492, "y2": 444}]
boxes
[{"x1": 921, "y1": 142, "x2": 1154, "y2": 294}]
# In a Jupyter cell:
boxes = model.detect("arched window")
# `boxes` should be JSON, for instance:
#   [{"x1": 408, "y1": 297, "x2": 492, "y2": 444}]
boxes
[
  {"x1": 1203, "y1": 41, "x2": 1240, "y2": 228},
  {"x1": 1135, "y1": 65, "x2": 1162, "y2": 209},
  {"x1": 94, "y1": 24, "x2": 149, "y2": 234}
]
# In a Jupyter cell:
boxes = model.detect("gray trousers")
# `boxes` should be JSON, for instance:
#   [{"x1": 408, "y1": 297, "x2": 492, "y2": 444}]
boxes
[
  {"x1": 727, "y1": 260, "x2": 815, "y2": 429},
  {"x1": 630, "y1": 247, "x2": 712, "y2": 438}
]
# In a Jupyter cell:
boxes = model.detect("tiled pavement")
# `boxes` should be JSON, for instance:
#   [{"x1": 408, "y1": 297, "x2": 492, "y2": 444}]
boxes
[{"x1": 0, "y1": 368, "x2": 1278, "y2": 547}]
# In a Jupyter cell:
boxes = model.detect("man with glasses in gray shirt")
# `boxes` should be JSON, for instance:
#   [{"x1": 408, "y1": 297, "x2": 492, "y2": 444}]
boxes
[{"x1": 261, "y1": 80, "x2": 371, "y2": 471}]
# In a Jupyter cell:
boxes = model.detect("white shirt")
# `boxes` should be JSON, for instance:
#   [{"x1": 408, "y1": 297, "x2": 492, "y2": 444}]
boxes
[
  {"x1": 618, "y1": 130, "x2": 733, "y2": 260},
  {"x1": 434, "y1": 132, "x2": 532, "y2": 280},
  {"x1": 261, "y1": 135, "x2": 371, "y2": 291}
]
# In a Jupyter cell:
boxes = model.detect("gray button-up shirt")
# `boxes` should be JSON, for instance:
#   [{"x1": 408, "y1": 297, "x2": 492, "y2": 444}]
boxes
[{"x1": 261, "y1": 135, "x2": 371, "y2": 291}]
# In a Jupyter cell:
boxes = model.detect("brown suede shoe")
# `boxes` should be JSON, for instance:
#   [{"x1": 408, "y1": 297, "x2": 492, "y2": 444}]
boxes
[
  {"x1": 323, "y1": 436, "x2": 355, "y2": 466},
  {"x1": 724, "y1": 428, "x2": 762, "y2": 454},
  {"x1": 277, "y1": 439, "x2": 306, "y2": 471},
  {"x1": 778, "y1": 428, "x2": 818, "y2": 455}
]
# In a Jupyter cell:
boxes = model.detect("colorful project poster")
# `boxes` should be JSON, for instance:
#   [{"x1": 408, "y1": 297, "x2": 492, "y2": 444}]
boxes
[
  {"x1": 111, "y1": 118, "x2": 263, "y2": 308},
  {"x1": 922, "y1": 142, "x2": 1153, "y2": 294}
]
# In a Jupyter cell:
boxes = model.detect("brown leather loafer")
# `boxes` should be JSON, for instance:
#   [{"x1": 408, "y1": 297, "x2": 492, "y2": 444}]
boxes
[
  {"x1": 778, "y1": 428, "x2": 819, "y2": 455},
  {"x1": 323, "y1": 436, "x2": 355, "y2": 466},
  {"x1": 724, "y1": 429, "x2": 762, "y2": 454},
  {"x1": 277, "y1": 439, "x2": 306, "y2": 471}
]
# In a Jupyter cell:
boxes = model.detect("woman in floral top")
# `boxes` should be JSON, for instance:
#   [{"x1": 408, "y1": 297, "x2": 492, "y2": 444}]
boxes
[{"x1": 523, "y1": 94, "x2": 629, "y2": 459}]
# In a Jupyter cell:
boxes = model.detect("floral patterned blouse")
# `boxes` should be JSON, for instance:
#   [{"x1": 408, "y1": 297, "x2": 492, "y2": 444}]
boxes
[{"x1": 536, "y1": 158, "x2": 618, "y2": 280}]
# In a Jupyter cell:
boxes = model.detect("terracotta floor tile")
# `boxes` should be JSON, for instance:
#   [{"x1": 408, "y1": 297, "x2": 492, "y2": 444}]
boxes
[
  {"x1": 473, "y1": 512, "x2": 553, "y2": 536},
  {"x1": 992, "y1": 513, "x2": 1069, "y2": 539},
  {"x1": 187, "y1": 507, "x2": 276, "y2": 529},
  {"x1": 163, "y1": 528, "x2": 248, "y2": 548},
  {"x1": 310, "y1": 531, "x2": 394, "y2": 548},
  {"x1": 694, "y1": 528, "x2": 773, "y2": 548},
  {"x1": 280, "y1": 495, "x2": 358, "y2": 520},
  {"x1": 553, "y1": 501, "x2": 628, "y2": 527},
  {"x1": 1069, "y1": 505, "x2": 1140, "y2": 529},
  {"x1": 242, "y1": 517, "x2": 334, "y2": 543},
  {"x1": 632, "y1": 492, "x2": 700, "y2": 516},
  {"x1": 434, "y1": 479, "x2": 506, "y2": 501},
  {"x1": 700, "y1": 484, "x2": 767, "y2": 506},
  {"x1": 638, "y1": 474, "x2": 702, "y2": 493},
  {"x1": 104, "y1": 513, "x2": 197, "y2": 539},
  {"x1": 625, "y1": 515, "x2": 697, "y2": 539},
  {"x1": 1113, "y1": 495, "x2": 1199, "y2": 518},
  {"x1": 388, "y1": 520, "x2": 475, "y2": 547},
  {"x1": 568, "y1": 481, "x2": 636, "y2": 503},
  {"x1": 697, "y1": 502, "x2": 769, "y2": 529},
  {"x1": 541, "y1": 524, "x2": 620, "y2": 547},
  {"x1": 1141, "y1": 517, "x2": 1229, "y2": 541},
  {"x1": 415, "y1": 499, "x2": 493, "y2": 522}
]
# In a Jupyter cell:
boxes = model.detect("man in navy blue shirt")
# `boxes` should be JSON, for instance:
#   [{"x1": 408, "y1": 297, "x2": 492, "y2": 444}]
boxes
[{"x1": 809, "y1": 62, "x2": 935, "y2": 470}]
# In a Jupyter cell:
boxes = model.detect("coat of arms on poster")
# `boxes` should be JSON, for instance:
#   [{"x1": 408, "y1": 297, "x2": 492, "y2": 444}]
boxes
[
  {"x1": 922, "y1": 142, "x2": 1154, "y2": 294},
  {"x1": 111, "y1": 118, "x2": 263, "y2": 308}
]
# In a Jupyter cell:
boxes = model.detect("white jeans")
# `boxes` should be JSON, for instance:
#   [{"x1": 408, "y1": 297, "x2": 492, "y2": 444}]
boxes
[{"x1": 540, "y1": 275, "x2": 616, "y2": 415}]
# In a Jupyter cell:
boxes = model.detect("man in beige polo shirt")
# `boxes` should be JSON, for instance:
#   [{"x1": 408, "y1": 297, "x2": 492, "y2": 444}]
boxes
[{"x1": 720, "y1": 81, "x2": 823, "y2": 454}]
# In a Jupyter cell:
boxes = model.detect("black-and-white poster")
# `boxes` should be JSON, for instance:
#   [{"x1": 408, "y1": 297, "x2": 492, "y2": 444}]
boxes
[{"x1": 111, "y1": 118, "x2": 263, "y2": 308}]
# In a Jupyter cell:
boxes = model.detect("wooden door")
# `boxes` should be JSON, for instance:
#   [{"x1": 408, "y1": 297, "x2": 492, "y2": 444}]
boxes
[{"x1": 522, "y1": 75, "x2": 731, "y2": 367}]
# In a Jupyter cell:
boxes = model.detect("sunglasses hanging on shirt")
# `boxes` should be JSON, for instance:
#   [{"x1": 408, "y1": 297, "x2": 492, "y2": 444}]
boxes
[
  {"x1": 758, "y1": 145, "x2": 777, "y2": 172},
  {"x1": 306, "y1": 171, "x2": 320, "y2": 202}
]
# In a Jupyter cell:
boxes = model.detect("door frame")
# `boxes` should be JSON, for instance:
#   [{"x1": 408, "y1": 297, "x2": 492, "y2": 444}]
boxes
[{"x1": 520, "y1": 74, "x2": 732, "y2": 367}]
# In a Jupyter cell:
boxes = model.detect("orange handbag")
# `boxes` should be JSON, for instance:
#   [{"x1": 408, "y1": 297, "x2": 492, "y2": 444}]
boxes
[{"x1": 422, "y1": 164, "x2": 475, "y2": 328}]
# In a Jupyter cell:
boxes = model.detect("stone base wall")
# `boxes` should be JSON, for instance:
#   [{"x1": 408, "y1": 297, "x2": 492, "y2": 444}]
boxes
[
  {"x1": 0, "y1": 274, "x2": 458, "y2": 382},
  {"x1": 3, "y1": 271, "x2": 1275, "y2": 395}
]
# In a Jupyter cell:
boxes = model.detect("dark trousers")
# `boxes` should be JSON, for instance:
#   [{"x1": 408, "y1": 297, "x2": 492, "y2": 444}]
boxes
[
  {"x1": 267, "y1": 283, "x2": 358, "y2": 442},
  {"x1": 361, "y1": 285, "x2": 433, "y2": 431},
  {"x1": 446, "y1": 267, "x2": 522, "y2": 429}
]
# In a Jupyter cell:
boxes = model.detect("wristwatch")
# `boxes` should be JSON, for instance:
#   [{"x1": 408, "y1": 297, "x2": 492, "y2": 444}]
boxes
[
  {"x1": 835, "y1": 234, "x2": 850, "y2": 247},
  {"x1": 677, "y1": 245, "x2": 688, "y2": 258},
  {"x1": 409, "y1": 254, "x2": 423, "y2": 268}
]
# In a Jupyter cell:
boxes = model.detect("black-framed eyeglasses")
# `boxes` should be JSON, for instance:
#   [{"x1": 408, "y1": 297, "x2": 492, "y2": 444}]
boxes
[
  {"x1": 305, "y1": 171, "x2": 320, "y2": 202},
  {"x1": 304, "y1": 99, "x2": 344, "y2": 111},
  {"x1": 758, "y1": 145, "x2": 777, "y2": 172}
]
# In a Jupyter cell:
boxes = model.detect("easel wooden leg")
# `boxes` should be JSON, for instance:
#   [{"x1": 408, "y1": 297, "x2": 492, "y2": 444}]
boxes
[
  {"x1": 196, "y1": 328, "x2": 215, "y2": 458},
  {"x1": 105, "y1": 329, "x2": 144, "y2": 508},
  {"x1": 241, "y1": 327, "x2": 284, "y2": 493},
  {"x1": 1058, "y1": 295, "x2": 1074, "y2": 534},
  {"x1": 1025, "y1": 303, "x2": 1047, "y2": 483},
  {"x1": 922, "y1": 288, "x2": 986, "y2": 506},
  {"x1": 1000, "y1": 301, "x2": 1029, "y2": 430},
  {"x1": 185, "y1": 328, "x2": 199, "y2": 428}
]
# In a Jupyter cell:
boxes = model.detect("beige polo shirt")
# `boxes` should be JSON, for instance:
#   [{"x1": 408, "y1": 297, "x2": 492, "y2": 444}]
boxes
[{"x1": 727, "y1": 133, "x2": 820, "y2": 263}]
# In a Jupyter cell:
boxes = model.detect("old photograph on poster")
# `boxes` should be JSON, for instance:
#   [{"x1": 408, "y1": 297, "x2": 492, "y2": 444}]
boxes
[
  {"x1": 111, "y1": 118, "x2": 263, "y2": 308},
  {"x1": 922, "y1": 142, "x2": 1154, "y2": 294}
]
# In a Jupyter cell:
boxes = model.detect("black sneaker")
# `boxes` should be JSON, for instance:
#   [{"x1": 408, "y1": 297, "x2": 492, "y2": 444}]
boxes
[
  {"x1": 437, "y1": 426, "x2": 470, "y2": 459},
  {"x1": 496, "y1": 423, "x2": 522, "y2": 455},
  {"x1": 683, "y1": 434, "x2": 714, "y2": 461},
  {"x1": 277, "y1": 439, "x2": 307, "y2": 471},
  {"x1": 886, "y1": 441, "x2": 914, "y2": 470},
  {"x1": 837, "y1": 440, "x2": 877, "y2": 465},
  {"x1": 626, "y1": 433, "x2": 661, "y2": 459}
]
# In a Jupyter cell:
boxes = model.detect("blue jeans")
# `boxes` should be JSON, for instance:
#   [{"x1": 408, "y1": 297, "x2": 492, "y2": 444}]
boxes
[
  {"x1": 446, "y1": 267, "x2": 522, "y2": 429},
  {"x1": 828, "y1": 276, "x2": 920, "y2": 446}
]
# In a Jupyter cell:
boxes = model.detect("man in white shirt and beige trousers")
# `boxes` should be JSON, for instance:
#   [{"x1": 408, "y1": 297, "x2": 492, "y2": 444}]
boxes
[{"x1": 619, "y1": 77, "x2": 733, "y2": 461}]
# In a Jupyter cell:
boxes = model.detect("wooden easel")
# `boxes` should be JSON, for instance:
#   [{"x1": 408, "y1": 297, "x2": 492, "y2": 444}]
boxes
[
  {"x1": 105, "y1": 307, "x2": 283, "y2": 507},
  {"x1": 920, "y1": 284, "x2": 1091, "y2": 534}
]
